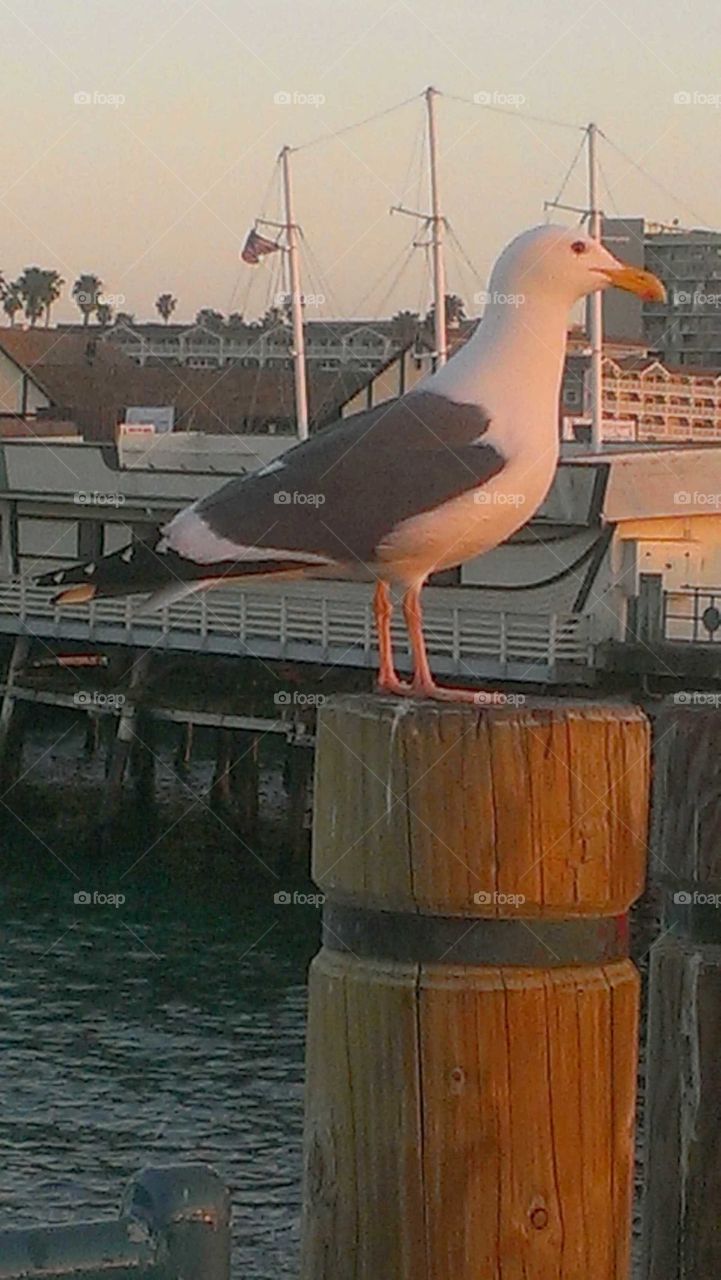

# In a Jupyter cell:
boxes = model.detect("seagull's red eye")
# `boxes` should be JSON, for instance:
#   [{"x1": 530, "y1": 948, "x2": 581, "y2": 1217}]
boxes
[{"x1": 571, "y1": 240, "x2": 587, "y2": 255}]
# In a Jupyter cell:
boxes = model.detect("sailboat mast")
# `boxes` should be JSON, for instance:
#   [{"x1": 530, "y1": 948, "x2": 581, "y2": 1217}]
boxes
[
  {"x1": 426, "y1": 86, "x2": 447, "y2": 368},
  {"x1": 587, "y1": 121, "x2": 603, "y2": 452},
  {"x1": 281, "y1": 145, "x2": 309, "y2": 441}
]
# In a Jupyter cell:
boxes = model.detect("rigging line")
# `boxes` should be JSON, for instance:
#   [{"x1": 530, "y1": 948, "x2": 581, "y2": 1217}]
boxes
[
  {"x1": 598, "y1": 130, "x2": 713, "y2": 229},
  {"x1": 352, "y1": 239, "x2": 418, "y2": 318},
  {"x1": 228, "y1": 158, "x2": 282, "y2": 315},
  {"x1": 247, "y1": 251, "x2": 286, "y2": 426},
  {"x1": 291, "y1": 92, "x2": 423, "y2": 153},
  {"x1": 446, "y1": 223, "x2": 485, "y2": 285},
  {"x1": 546, "y1": 129, "x2": 589, "y2": 221},
  {"x1": 373, "y1": 242, "x2": 424, "y2": 320},
  {"x1": 300, "y1": 235, "x2": 345, "y2": 318},
  {"x1": 445, "y1": 236, "x2": 476, "y2": 312},
  {"x1": 442, "y1": 91, "x2": 584, "y2": 133},
  {"x1": 598, "y1": 156, "x2": 620, "y2": 216},
  {"x1": 398, "y1": 109, "x2": 426, "y2": 210}
]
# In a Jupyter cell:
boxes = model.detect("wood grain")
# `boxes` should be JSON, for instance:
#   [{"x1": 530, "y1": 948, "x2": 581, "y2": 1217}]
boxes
[{"x1": 302, "y1": 695, "x2": 649, "y2": 1279}]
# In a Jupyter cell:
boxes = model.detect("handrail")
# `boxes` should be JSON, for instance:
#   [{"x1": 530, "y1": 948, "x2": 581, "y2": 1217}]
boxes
[{"x1": 0, "y1": 1165, "x2": 230, "y2": 1280}]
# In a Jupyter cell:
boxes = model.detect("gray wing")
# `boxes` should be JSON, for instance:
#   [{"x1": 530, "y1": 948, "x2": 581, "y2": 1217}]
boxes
[{"x1": 172, "y1": 390, "x2": 505, "y2": 568}]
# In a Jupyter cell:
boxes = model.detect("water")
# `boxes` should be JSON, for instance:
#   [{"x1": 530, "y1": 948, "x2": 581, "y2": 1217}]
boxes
[{"x1": 0, "y1": 720, "x2": 317, "y2": 1279}]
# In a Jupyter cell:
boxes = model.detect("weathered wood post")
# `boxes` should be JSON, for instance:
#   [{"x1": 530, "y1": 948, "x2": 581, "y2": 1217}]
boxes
[
  {"x1": 643, "y1": 703, "x2": 721, "y2": 1279},
  {"x1": 0, "y1": 634, "x2": 30, "y2": 790},
  {"x1": 301, "y1": 695, "x2": 649, "y2": 1280},
  {"x1": 230, "y1": 730, "x2": 260, "y2": 835}
]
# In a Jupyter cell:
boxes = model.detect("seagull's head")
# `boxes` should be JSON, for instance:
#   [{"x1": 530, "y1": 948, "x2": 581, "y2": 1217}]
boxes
[{"x1": 491, "y1": 224, "x2": 666, "y2": 308}]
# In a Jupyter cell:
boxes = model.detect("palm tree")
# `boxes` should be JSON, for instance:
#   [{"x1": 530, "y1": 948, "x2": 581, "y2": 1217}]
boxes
[
  {"x1": 156, "y1": 293, "x2": 177, "y2": 324},
  {"x1": 16, "y1": 267, "x2": 49, "y2": 327},
  {"x1": 3, "y1": 282, "x2": 22, "y2": 327},
  {"x1": 41, "y1": 269, "x2": 64, "y2": 326},
  {"x1": 390, "y1": 309, "x2": 420, "y2": 348},
  {"x1": 195, "y1": 308, "x2": 224, "y2": 333},
  {"x1": 72, "y1": 273, "x2": 103, "y2": 326},
  {"x1": 425, "y1": 293, "x2": 466, "y2": 333},
  {"x1": 96, "y1": 302, "x2": 113, "y2": 328}
]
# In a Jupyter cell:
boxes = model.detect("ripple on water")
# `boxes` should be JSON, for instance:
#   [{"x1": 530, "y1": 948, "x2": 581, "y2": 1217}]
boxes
[{"x1": 0, "y1": 858, "x2": 317, "y2": 1279}]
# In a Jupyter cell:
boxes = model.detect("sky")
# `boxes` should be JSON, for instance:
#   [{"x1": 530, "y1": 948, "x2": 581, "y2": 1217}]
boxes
[{"x1": 1, "y1": 0, "x2": 720, "y2": 325}]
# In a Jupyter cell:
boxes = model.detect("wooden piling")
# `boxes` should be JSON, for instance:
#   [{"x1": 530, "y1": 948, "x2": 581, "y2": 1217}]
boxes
[
  {"x1": 0, "y1": 635, "x2": 30, "y2": 791},
  {"x1": 300, "y1": 695, "x2": 649, "y2": 1280},
  {"x1": 230, "y1": 730, "x2": 260, "y2": 836},
  {"x1": 101, "y1": 651, "x2": 152, "y2": 831},
  {"x1": 210, "y1": 728, "x2": 234, "y2": 815},
  {"x1": 642, "y1": 704, "x2": 721, "y2": 1280},
  {"x1": 285, "y1": 739, "x2": 313, "y2": 865}
]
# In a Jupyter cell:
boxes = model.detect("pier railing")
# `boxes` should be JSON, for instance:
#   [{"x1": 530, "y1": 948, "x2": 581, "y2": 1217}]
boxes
[
  {"x1": 0, "y1": 578, "x2": 593, "y2": 681},
  {"x1": 0, "y1": 1165, "x2": 230, "y2": 1280}
]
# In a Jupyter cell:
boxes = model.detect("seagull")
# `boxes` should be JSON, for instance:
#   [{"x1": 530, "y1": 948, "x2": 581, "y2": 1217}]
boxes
[{"x1": 38, "y1": 225, "x2": 664, "y2": 703}]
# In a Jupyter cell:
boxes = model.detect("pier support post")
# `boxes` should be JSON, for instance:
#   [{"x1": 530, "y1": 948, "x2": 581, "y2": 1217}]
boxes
[
  {"x1": 642, "y1": 705, "x2": 721, "y2": 1279},
  {"x1": 210, "y1": 728, "x2": 234, "y2": 815},
  {"x1": 230, "y1": 730, "x2": 260, "y2": 836},
  {"x1": 101, "y1": 651, "x2": 152, "y2": 833},
  {"x1": 0, "y1": 635, "x2": 30, "y2": 791},
  {"x1": 285, "y1": 739, "x2": 313, "y2": 865},
  {"x1": 300, "y1": 696, "x2": 649, "y2": 1280}
]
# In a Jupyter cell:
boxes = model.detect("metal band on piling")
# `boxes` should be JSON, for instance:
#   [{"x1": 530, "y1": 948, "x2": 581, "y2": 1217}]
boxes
[{"x1": 323, "y1": 902, "x2": 630, "y2": 967}]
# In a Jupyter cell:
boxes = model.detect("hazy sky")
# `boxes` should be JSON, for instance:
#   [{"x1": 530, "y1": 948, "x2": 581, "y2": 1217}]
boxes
[{"x1": 2, "y1": 0, "x2": 720, "y2": 324}]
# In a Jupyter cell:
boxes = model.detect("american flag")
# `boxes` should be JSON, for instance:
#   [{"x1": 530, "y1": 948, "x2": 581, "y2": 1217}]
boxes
[{"x1": 241, "y1": 228, "x2": 281, "y2": 265}]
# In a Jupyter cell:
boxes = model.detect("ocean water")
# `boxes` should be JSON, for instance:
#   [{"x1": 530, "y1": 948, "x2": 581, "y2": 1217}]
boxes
[{"x1": 0, "y1": 717, "x2": 317, "y2": 1279}]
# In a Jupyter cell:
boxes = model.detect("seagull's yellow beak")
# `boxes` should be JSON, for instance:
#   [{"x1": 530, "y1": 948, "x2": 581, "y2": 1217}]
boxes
[{"x1": 594, "y1": 264, "x2": 666, "y2": 303}]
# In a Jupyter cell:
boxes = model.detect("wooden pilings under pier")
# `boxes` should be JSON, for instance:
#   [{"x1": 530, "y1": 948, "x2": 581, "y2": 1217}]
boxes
[
  {"x1": 301, "y1": 695, "x2": 650, "y2": 1280},
  {"x1": 0, "y1": 639, "x2": 318, "y2": 861},
  {"x1": 643, "y1": 705, "x2": 721, "y2": 1280}
]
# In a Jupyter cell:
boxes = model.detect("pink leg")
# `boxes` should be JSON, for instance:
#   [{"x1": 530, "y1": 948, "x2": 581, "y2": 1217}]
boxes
[
  {"x1": 373, "y1": 581, "x2": 411, "y2": 695},
  {"x1": 402, "y1": 582, "x2": 487, "y2": 704}
]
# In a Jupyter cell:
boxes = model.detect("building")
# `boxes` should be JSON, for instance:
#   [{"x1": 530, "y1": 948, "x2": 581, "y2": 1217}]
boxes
[
  {"x1": 602, "y1": 217, "x2": 721, "y2": 369},
  {"x1": 56, "y1": 317, "x2": 408, "y2": 376},
  {"x1": 0, "y1": 330, "x2": 367, "y2": 441}
]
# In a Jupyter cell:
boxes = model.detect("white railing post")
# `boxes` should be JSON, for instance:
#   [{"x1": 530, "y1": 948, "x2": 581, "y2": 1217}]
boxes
[
  {"x1": 279, "y1": 595, "x2": 288, "y2": 649},
  {"x1": 321, "y1": 597, "x2": 329, "y2": 653},
  {"x1": 201, "y1": 593, "x2": 208, "y2": 640},
  {"x1": 499, "y1": 613, "x2": 508, "y2": 673},
  {"x1": 548, "y1": 613, "x2": 558, "y2": 672},
  {"x1": 452, "y1": 607, "x2": 460, "y2": 666}
]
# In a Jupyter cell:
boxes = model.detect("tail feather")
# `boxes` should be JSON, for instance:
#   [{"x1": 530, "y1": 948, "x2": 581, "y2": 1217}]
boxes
[{"x1": 35, "y1": 530, "x2": 321, "y2": 607}]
